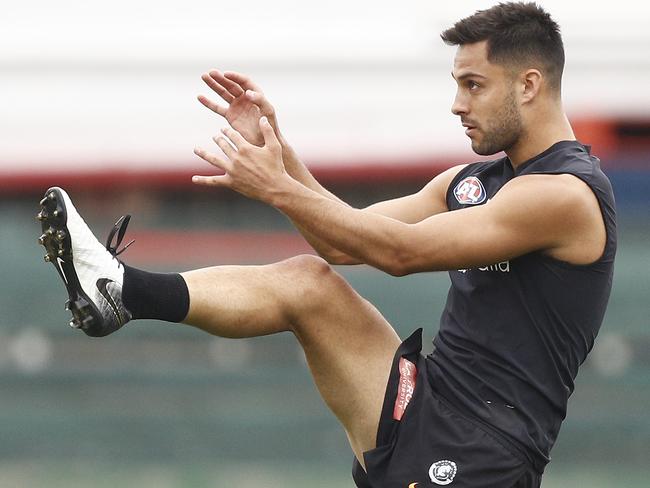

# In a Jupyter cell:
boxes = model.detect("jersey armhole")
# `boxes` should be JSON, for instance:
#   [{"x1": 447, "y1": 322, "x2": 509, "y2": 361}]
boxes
[{"x1": 528, "y1": 171, "x2": 613, "y2": 267}]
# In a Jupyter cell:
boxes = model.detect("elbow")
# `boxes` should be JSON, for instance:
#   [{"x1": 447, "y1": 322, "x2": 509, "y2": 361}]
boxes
[
  {"x1": 385, "y1": 265, "x2": 410, "y2": 277},
  {"x1": 381, "y1": 248, "x2": 416, "y2": 277},
  {"x1": 317, "y1": 250, "x2": 359, "y2": 266}
]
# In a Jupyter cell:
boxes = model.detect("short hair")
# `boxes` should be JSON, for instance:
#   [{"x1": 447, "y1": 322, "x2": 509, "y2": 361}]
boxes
[{"x1": 441, "y1": 2, "x2": 565, "y2": 91}]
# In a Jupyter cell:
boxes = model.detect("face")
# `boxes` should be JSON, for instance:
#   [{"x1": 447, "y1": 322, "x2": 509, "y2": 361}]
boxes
[{"x1": 451, "y1": 41, "x2": 523, "y2": 156}]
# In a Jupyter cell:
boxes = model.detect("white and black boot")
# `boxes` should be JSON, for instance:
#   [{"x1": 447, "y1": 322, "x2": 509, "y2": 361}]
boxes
[{"x1": 37, "y1": 187, "x2": 133, "y2": 337}]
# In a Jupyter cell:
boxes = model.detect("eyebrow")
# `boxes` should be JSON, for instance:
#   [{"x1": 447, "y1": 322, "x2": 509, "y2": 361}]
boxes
[{"x1": 451, "y1": 71, "x2": 487, "y2": 81}]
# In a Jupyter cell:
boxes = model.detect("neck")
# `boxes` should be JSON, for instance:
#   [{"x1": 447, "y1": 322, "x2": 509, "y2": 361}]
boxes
[{"x1": 505, "y1": 105, "x2": 575, "y2": 168}]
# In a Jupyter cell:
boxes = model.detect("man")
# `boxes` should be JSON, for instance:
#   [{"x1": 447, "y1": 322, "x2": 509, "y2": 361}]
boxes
[{"x1": 38, "y1": 3, "x2": 615, "y2": 487}]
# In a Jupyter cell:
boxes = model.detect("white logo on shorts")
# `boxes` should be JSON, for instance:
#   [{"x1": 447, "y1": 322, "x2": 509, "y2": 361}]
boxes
[{"x1": 429, "y1": 459, "x2": 458, "y2": 485}]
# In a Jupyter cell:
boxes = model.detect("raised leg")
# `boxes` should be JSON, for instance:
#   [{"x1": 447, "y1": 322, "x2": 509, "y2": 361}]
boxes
[
  {"x1": 181, "y1": 255, "x2": 401, "y2": 465},
  {"x1": 36, "y1": 186, "x2": 401, "y2": 467}
]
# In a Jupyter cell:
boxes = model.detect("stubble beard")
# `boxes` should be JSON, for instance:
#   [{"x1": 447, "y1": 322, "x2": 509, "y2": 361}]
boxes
[{"x1": 471, "y1": 91, "x2": 523, "y2": 156}]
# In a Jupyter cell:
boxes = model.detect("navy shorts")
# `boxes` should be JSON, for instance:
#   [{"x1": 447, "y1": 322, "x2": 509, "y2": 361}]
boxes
[{"x1": 352, "y1": 329, "x2": 542, "y2": 488}]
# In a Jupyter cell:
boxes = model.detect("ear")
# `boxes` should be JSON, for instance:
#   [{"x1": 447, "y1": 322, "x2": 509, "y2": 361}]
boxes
[{"x1": 521, "y1": 69, "x2": 542, "y2": 104}]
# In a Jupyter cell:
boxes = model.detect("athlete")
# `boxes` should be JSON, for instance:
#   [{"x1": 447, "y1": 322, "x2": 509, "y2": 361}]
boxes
[{"x1": 37, "y1": 3, "x2": 615, "y2": 487}]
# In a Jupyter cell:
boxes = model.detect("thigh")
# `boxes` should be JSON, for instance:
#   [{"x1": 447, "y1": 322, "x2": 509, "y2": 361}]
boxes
[{"x1": 290, "y1": 265, "x2": 401, "y2": 465}]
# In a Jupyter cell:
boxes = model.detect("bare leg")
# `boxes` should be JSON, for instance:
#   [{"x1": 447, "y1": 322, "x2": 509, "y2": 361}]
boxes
[{"x1": 181, "y1": 255, "x2": 401, "y2": 466}]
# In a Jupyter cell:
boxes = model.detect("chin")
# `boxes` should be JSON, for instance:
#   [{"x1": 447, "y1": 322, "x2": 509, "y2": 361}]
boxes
[{"x1": 471, "y1": 141, "x2": 500, "y2": 157}]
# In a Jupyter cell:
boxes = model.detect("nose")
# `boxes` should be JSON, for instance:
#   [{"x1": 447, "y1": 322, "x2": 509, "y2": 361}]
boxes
[{"x1": 451, "y1": 90, "x2": 468, "y2": 116}]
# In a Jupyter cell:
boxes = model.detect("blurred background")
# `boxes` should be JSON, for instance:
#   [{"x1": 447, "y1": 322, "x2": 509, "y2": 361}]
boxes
[{"x1": 1, "y1": 1, "x2": 649, "y2": 486}]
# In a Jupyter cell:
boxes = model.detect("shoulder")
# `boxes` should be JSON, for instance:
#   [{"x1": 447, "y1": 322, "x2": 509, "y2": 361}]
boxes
[
  {"x1": 435, "y1": 164, "x2": 469, "y2": 188},
  {"x1": 419, "y1": 164, "x2": 468, "y2": 202},
  {"x1": 422, "y1": 159, "x2": 497, "y2": 198},
  {"x1": 420, "y1": 159, "x2": 507, "y2": 211}
]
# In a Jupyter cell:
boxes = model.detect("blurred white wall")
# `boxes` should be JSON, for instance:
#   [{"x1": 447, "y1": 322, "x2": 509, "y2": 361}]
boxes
[{"x1": 1, "y1": 0, "x2": 649, "y2": 173}]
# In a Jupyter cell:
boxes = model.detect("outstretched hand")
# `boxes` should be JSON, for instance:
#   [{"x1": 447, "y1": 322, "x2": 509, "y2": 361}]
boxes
[
  {"x1": 192, "y1": 116, "x2": 292, "y2": 203},
  {"x1": 198, "y1": 70, "x2": 281, "y2": 147}
]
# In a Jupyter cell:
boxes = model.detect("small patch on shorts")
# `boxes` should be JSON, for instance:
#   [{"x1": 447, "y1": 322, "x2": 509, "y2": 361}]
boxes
[
  {"x1": 429, "y1": 459, "x2": 458, "y2": 485},
  {"x1": 393, "y1": 357, "x2": 417, "y2": 421}
]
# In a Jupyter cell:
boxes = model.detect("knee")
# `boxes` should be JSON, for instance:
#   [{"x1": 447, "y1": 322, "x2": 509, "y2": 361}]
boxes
[
  {"x1": 279, "y1": 254, "x2": 348, "y2": 313},
  {"x1": 284, "y1": 254, "x2": 331, "y2": 271},
  {"x1": 282, "y1": 254, "x2": 335, "y2": 289}
]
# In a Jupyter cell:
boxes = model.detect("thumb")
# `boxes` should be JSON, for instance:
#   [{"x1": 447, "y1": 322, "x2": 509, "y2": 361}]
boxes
[
  {"x1": 246, "y1": 90, "x2": 275, "y2": 117},
  {"x1": 259, "y1": 116, "x2": 280, "y2": 149}
]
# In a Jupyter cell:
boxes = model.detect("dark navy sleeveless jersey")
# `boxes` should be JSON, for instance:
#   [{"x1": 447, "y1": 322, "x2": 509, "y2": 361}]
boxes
[{"x1": 426, "y1": 140, "x2": 617, "y2": 472}]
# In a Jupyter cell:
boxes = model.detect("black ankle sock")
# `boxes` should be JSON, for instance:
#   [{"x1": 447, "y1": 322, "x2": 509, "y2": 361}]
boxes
[{"x1": 122, "y1": 264, "x2": 190, "y2": 322}]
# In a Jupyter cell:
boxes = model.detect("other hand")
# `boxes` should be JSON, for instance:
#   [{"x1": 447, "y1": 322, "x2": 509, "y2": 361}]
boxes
[{"x1": 198, "y1": 70, "x2": 281, "y2": 147}]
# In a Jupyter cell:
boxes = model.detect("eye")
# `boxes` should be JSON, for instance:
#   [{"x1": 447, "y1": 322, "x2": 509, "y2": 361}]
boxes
[{"x1": 468, "y1": 80, "x2": 481, "y2": 91}]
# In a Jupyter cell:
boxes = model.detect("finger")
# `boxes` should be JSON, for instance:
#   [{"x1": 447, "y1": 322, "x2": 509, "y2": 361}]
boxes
[
  {"x1": 223, "y1": 71, "x2": 262, "y2": 92},
  {"x1": 191, "y1": 174, "x2": 231, "y2": 187},
  {"x1": 220, "y1": 126, "x2": 247, "y2": 149},
  {"x1": 197, "y1": 94, "x2": 227, "y2": 117},
  {"x1": 259, "y1": 116, "x2": 280, "y2": 149},
  {"x1": 245, "y1": 90, "x2": 275, "y2": 117},
  {"x1": 193, "y1": 146, "x2": 231, "y2": 172},
  {"x1": 214, "y1": 136, "x2": 238, "y2": 159},
  {"x1": 208, "y1": 69, "x2": 244, "y2": 98},
  {"x1": 201, "y1": 72, "x2": 234, "y2": 103}
]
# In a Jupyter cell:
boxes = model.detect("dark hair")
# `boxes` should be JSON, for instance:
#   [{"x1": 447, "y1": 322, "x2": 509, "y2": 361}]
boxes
[{"x1": 441, "y1": 2, "x2": 565, "y2": 91}]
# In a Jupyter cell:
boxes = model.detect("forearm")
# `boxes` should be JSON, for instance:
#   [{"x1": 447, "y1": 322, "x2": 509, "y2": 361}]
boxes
[
  {"x1": 271, "y1": 177, "x2": 409, "y2": 275},
  {"x1": 280, "y1": 142, "x2": 360, "y2": 263},
  {"x1": 280, "y1": 142, "x2": 344, "y2": 203},
  {"x1": 195, "y1": 118, "x2": 414, "y2": 272},
  {"x1": 298, "y1": 232, "x2": 362, "y2": 265}
]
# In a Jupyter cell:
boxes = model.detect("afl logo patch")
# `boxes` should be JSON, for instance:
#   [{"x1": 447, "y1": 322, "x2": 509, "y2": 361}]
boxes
[
  {"x1": 454, "y1": 176, "x2": 486, "y2": 205},
  {"x1": 429, "y1": 460, "x2": 458, "y2": 485}
]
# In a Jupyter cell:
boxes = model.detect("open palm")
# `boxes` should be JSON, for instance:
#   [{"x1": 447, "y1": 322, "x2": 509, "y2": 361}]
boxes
[{"x1": 198, "y1": 70, "x2": 277, "y2": 147}]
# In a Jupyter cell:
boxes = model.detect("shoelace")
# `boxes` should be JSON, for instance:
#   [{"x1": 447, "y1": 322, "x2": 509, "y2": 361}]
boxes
[{"x1": 105, "y1": 215, "x2": 135, "y2": 258}]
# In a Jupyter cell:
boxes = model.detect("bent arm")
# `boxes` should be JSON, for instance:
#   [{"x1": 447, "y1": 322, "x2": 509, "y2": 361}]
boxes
[
  {"x1": 283, "y1": 157, "x2": 466, "y2": 264},
  {"x1": 271, "y1": 173, "x2": 602, "y2": 275},
  {"x1": 193, "y1": 118, "x2": 603, "y2": 272},
  {"x1": 278, "y1": 145, "x2": 356, "y2": 263},
  {"x1": 197, "y1": 69, "x2": 465, "y2": 264}
]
